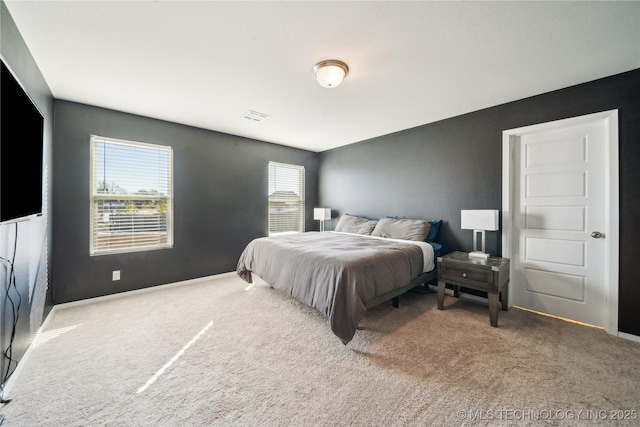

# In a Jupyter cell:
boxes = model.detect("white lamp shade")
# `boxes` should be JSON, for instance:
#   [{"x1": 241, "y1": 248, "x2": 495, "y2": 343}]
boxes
[
  {"x1": 313, "y1": 60, "x2": 349, "y2": 88},
  {"x1": 315, "y1": 66, "x2": 345, "y2": 88},
  {"x1": 314, "y1": 208, "x2": 331, "y2": 221},
  {"x1": 461, "y1": 209, "x2": 499, "y2": 231}
]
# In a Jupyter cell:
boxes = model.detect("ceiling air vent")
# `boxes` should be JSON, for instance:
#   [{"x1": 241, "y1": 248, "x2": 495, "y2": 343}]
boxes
[{"x1": 243, "y1": 110, "x2": 270, "y2": 122}]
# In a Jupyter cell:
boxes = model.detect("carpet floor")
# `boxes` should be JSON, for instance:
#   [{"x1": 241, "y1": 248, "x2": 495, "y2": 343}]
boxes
[{"x1": 1, "y1": 274, "x2": 639, "y2": 426}]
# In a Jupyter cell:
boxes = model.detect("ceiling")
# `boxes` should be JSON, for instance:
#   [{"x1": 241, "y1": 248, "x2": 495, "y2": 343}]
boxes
[{"x1": 4, "y1": 1, "x2": 639, "y2": 153}]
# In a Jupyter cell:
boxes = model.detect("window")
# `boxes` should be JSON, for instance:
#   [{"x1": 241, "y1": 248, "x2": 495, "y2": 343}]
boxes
[
  {"x1": 268, "y1": 161, "x2": 305, "y2": 235},
  {"x1": 90, "y1": 135, "x2": 173, "y2": 255}
]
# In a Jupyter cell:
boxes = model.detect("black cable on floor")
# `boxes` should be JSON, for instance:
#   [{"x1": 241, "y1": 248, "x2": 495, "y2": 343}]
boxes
[{"x1": 1, "y1": 222, "x2": 21, "y2": 385}]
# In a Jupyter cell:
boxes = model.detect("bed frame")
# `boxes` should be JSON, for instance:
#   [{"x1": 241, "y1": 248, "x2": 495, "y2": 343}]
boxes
[{"x1": 365, "y1": 268, "x2": 438, "y2": 309}]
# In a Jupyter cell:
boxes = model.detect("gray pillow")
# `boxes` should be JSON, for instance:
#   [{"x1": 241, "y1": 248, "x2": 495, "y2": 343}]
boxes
[
  {"x1": 335, "y1": 214, "x2": 378, "y2": 235},
  {"x1": 371, "y1": 217, "x2": 432, "y2": 241}
]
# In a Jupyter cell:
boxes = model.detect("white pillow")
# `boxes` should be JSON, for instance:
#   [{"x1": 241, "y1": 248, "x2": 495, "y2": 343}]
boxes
[
  {"x1": 371, "y1": 217, "x2": 431, "y2": 241},
  {"x1": 334, "y1": 214, "x2": 378, "y2": 235}
]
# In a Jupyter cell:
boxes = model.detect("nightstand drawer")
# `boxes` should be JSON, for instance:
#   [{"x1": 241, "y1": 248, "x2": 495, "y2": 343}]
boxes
[{"x1": 439, "y1": 264, "x2": 494, "y2": 290}]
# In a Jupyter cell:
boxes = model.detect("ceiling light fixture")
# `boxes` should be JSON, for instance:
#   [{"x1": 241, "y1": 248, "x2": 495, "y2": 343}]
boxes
[{"x1": 312, "y1": 60, "x2": 349, "y2": 88}]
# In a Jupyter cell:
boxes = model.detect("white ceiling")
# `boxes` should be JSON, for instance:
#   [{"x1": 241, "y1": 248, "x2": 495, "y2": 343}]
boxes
[{"x1": 4, "y1": 1, "x2": 640, "y2": 152}]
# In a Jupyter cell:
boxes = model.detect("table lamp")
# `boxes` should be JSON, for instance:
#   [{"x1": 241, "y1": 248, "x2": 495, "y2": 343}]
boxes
[
  {"x1": 314, "y1": 208, "x2": 331, "y2": 231},
  {"x1": 461, "y1": 209, "x2": 499, "y2": 258}
]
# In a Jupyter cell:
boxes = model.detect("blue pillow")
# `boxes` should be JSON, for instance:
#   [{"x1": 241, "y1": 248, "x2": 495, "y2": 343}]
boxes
[
  {"x1": 426, "y1": 219, "x2": 442, "y2": 243},
  {"x1": 428, "y1": 242, "x2": 442, "y2": 259}
]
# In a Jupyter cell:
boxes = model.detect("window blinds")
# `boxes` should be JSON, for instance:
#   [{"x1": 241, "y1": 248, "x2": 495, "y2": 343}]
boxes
[
  {"x1": 268, "y1": 161, "x2": 305, "y2": 235},
  {"x1": 90, "y1": 135, "x2": 173, "y2": 255}
]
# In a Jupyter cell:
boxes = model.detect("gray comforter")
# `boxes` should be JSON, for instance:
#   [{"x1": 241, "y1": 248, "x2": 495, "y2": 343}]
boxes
[{"x1": 236, "y1": 231, "x2": 431, "y2": 344}]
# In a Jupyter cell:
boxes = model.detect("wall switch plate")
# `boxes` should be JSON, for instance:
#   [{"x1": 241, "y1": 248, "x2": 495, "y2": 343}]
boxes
[{"x1": 112, "y1": 270, "x2": 121, "y2": 281}]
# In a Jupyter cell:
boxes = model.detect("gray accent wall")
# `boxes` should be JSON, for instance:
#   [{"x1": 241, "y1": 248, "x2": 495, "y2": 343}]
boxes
[
  {"x1": 319, "y1": 69, "x2": 640, "y2": 336},
  {"x1": 53, "y1": 100, "x2": 319, "y2": 304},
  {"x1": 0, "y1": 1, "x2": 54, "y2": 388}
]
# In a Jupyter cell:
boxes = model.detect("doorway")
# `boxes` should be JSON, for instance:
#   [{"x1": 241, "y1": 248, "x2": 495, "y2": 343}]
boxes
[{"x1": 502, "y1": 110, "x2": 619, "y2": 334}]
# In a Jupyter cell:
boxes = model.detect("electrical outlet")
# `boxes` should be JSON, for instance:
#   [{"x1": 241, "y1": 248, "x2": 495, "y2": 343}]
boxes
[{"x1": 112, "y1": 270, "x2": 121, "y2": 281}]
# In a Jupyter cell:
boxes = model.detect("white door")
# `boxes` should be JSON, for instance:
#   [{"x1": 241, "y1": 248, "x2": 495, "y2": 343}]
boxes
[{"x1": 503, "y1": 111, "x2": 619, "y2": 331}]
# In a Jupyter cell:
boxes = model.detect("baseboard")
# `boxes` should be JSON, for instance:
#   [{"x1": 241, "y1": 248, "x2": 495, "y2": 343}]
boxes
[
  {"x1": 2, "y1": 271, "x2": 236, "y2": 397},
  {"x1": 618, "y1": 331, "x2": 640, "y2": 344},
  {"x1": 54, "y1": 271, "x2": 236, "y2": 310}
]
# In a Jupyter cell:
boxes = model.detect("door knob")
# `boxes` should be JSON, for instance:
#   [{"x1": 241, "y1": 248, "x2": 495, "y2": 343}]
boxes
[{"x1": 591, "y1": 231, "x2": 604, "y2": 238}]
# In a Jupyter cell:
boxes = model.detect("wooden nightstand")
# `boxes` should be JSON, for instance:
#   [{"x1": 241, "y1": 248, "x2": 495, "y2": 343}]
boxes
[{"x1": 437, "y1": 251, "x2": 510, "y2": 327}]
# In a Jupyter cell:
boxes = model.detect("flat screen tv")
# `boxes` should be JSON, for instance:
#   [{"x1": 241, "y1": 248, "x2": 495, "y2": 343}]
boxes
[{"x1": 1, "y1": 59, "x2": 44, "y2": 223}]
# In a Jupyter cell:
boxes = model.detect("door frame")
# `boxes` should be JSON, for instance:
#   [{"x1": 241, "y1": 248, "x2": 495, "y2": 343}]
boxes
[{"x1": 502, "y1": 110, "x2": 619, "y2": 335}]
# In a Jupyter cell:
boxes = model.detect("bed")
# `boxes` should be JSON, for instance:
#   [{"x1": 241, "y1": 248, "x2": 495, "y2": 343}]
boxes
[{"x1": 236, "y1": 215, "x2": 441, "y2": 344}]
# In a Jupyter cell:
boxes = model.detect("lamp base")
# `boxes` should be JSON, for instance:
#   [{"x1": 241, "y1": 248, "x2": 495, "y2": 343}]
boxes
[{"x1": 468, "y1": 251, "x2": 490, "y2": 259}]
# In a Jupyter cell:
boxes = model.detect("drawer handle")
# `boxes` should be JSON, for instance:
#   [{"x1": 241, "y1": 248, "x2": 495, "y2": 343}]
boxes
[{"x1": 462, "y1": 273, "x2": 467, "y2": 278}]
